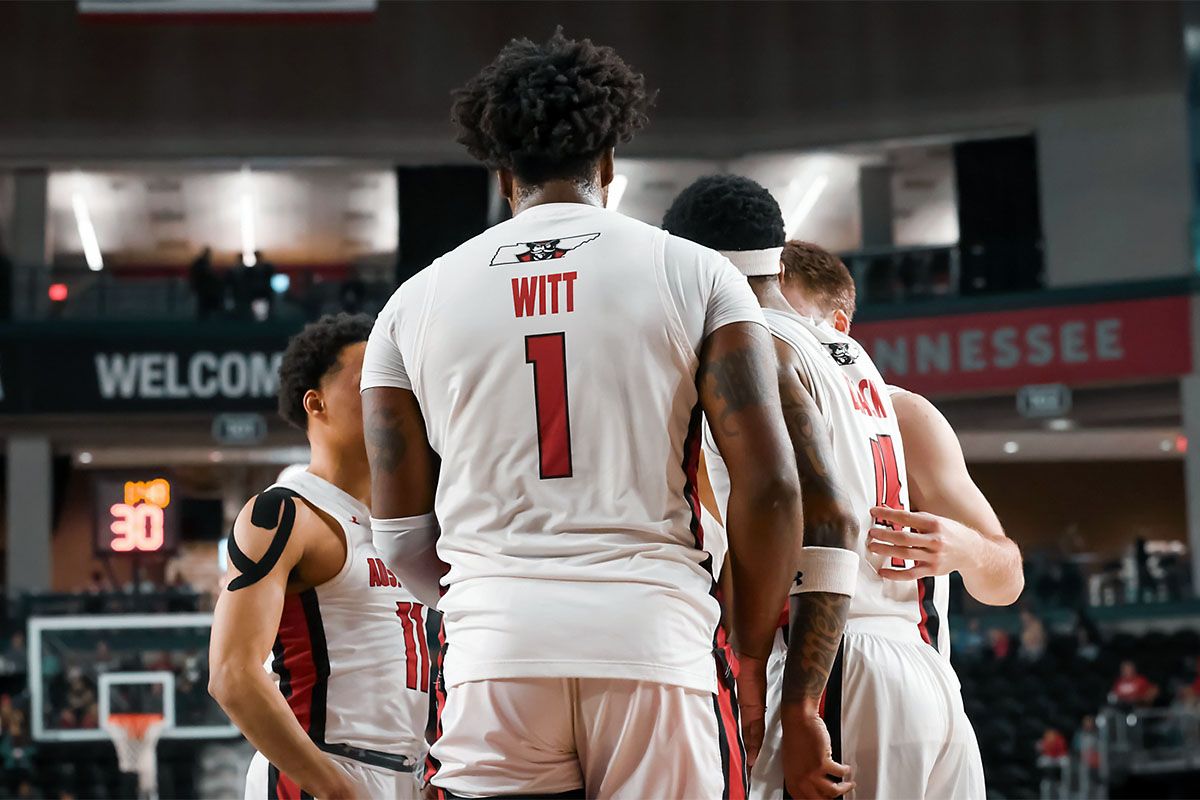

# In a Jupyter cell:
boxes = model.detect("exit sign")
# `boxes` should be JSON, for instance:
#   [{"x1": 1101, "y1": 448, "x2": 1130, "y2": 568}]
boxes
[{"x1": 1016, "y1": 384, "x2": 1072, "y2": 419}]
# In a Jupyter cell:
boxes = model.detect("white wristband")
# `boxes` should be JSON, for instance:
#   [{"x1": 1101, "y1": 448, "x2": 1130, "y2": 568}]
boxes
[{"x1": 789, "y1": 547, "x2": 859, "y2": 597}]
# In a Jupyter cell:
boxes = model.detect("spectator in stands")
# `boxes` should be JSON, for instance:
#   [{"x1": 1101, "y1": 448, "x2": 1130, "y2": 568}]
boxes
[
  {"x1": 92, "y1": 641, "x2": 118, "y2": 675},
  {"x1": 189, "y1": 246, "x2": 223, "y2": 319},
  {"x1": 1019, "y1": 608, "x2": 1047, "y2": 661},
  {"x1": 1036, "y1": 727, "x2": 1069, "y2": 799},
  {"x1": 248, "y1": 250, "x2": 277, "y2": 321},
  {"x1": 1076, "y1": 630, "x2": 1099, "y2": 663},
  {"x1": 1110, "y1": 660, "x2": 1159, "y2": 707},
  {"x1": 64, "y1": 668, "x2": 95, "y2": 723},
  {"x1": 85, "y1": 568, "x2": 112, "y2": 594},
  {"x1": 953, "y1": 618, "x2": 986, "y2": 660},
  {"x1": 1073, "y1": 716, "x2": 1101, "y2": 800},
  {"x1": 988, "y1": 627, "x2": 1012, "y2": 660},
  {"x1": 0, "y1": 632, "x2": 25, "y2": 677},
  {"x1": 0, "y1": 695, "x2": 22, "y2": 735},
  {"x1": 0, "y1": 718, "x2": 35, "y2": 784},
  {"x1": 340, "y1": 274, "x2": 367, "y2": 313}
]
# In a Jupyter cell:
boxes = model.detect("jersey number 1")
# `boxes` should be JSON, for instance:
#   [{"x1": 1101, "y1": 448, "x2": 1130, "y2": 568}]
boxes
[
  {"x1": 870, "y1": 434, "x2": 907, "y2": 567},
  {"x1": 525, "y1": 333, "x2": 574, "y2": 479}
]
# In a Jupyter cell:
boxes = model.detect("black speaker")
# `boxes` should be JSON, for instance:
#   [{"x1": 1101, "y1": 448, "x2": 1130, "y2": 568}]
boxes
[
  {"x1": 396, "y1": 166, "x2": 492, "y2": 284},
  {"x1": 953, "y1": 136, "x2": 1044, "y2": 295}
]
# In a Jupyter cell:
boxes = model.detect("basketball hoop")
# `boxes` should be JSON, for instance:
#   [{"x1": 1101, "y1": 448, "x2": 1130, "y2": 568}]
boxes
[{"x1": 105, "y1": 713, "x2": 165, "y2": 800}]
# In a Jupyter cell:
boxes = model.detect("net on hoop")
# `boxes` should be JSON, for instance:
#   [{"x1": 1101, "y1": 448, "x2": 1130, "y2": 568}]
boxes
[{"x1": 105, "y1": 713, "x2": 165, "y2": 799}]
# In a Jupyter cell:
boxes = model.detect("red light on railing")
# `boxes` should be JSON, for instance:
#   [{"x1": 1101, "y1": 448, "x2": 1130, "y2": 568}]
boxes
[
  {"x1": 48, "y1": 283, "x2": 68, "y2": 302},
  {"x1": 1176, "y1": 435, "x2": 1188, "y2": 454}
]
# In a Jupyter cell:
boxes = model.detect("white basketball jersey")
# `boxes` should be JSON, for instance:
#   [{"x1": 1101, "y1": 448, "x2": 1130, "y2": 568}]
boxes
[
  {"x1": 266, "y1": 470, "x2": 430, "y2": 765},
  {"x1": 362, "y1": 202, "x2": 765, "y2": 693},
  {"x1": 704, "y1": 310, "x2": 944, "y2": 650}
]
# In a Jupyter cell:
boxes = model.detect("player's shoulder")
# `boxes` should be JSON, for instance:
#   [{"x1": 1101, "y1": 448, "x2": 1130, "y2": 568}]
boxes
[
  {"x1": 888, "y1": 387, "x2": 954, "y2": 436},
  {"x1": 661, "y1": 228, "x2": 729, "y2": 270},
  {"x1": 231, "y1": 486, "x2": 324, "y2": 559}
]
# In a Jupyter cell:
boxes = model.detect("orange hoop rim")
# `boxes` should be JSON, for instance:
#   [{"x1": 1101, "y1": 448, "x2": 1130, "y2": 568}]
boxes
[{"x1": 107, "y1": 712, "x2": 164, "y2": 740}]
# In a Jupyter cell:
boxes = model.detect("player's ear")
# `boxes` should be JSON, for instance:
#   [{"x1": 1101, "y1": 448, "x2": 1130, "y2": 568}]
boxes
[
  {"x1": 497, "y1": 169, "x2": 515, "y2": 205},
  {"x1": 302, "y1": 388, "x2": 325, "y2": 422},
  {"x1": 833, "y1": 309, "x2": 851, "y2": 334},
  {"x1": 598, "y1": 149, "x2": 615, "y2": 188}
]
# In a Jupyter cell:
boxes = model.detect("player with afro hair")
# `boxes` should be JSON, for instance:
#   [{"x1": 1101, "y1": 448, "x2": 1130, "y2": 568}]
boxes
[
  {"x1": 662, "y1": 173, "x2": 786, "y2": 254},
  {"x1": 665, "y1": 175, "x2": 860, "y2": 800},
  {"x1": 451, "y1": 27, "x2": 654, "y2": 209}
]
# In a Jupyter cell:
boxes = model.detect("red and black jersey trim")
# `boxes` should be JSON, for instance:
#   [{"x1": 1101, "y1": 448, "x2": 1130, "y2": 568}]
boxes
[
  {"x1": 917, "y1": 576, "x2": 941, "y2": 650},
  {"x1": 271, "y1": 588, "x2": 331, "y2": 745},
  {"x1": 425, "y1": 620, "x2": 449, "y2": 799},
  {"x1": 683, "y1": 405, "x2": 748, "y2": 799},
  {"x1": 819, "y1": 638, "x2": 846, "y2": 764},
  {"x1": 266, "y1": 763, "x2": 311, "y2": 800},
  {"x1": 712, "y1": 628, "x2": 749, "y2": 800}
]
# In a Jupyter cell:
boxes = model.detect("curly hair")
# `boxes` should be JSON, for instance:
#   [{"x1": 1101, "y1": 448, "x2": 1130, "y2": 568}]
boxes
[
  {"x1": 781, "y1": 240, "x2": 857, "y2": 319},
  {"x1": 662, "y1": 174, "x2": 785, "y2": 252},
  {"x1": 451, "y1": 28, "x2": 653, "y2": 185},
  {"x1": 277, "y1": 313, "x2": 374, "y2": 430}
]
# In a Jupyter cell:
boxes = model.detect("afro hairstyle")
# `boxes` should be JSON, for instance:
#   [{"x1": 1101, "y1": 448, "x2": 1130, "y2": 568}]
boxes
[
  {"x1": 451, "y1": 28, "x2": 654, "y2": 185},
  {"x1": 662, "y1": 174, "x2": 785, "y2": 253},
  {"x1": 277, "y1": 313, "x2": 374, "y2": 430}
]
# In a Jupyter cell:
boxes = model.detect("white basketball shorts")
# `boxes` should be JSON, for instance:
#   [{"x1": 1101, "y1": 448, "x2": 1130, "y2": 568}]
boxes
[
  {"x1": 426, "y1": 665, "x2": 747, "y2": 799},
  {"x1": 750, "y1": 619, "x2": 985, "y2": 800}
]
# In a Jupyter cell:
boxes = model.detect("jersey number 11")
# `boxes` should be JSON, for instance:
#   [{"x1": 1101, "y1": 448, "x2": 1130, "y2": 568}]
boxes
[{"x1": 525, "y1": 333, "x2": 574, "y2": 479}]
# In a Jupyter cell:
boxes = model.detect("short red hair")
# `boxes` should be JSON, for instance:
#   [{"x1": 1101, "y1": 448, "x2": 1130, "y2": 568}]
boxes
[{"x1": 780, "y1": 240, "x2": 856, "y2": 319}]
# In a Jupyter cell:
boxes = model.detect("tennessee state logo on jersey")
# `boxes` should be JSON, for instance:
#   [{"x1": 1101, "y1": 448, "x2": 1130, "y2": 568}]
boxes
[
  {"x1": 824, "y1": 340, "x2": 861, "y2": 366},
  {"x1": 490, "y1": 233, "x2": 600, "y2": 267}
]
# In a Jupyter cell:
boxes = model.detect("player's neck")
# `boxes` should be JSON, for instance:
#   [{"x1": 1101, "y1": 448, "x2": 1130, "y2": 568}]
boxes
[
  {"x1": 511, "y1": 181, "x2": 604, "y2": 215},
  {"x1": 306, "y1": 445, "x2": 372, "y2": 507},
  {"x1": 748, "y1": 276, "x2": 794, "y2": 315}
]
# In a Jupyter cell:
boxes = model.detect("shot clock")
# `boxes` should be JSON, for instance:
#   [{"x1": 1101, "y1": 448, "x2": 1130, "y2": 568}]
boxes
[{"x1": 93, "y1": 474, "x2": 179, "y2": 555}]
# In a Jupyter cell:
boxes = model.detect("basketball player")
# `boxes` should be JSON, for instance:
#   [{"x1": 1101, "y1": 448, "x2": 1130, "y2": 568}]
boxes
[
  {"x1": 209, "y1": 314, "x2": 430, "y2": 800},
  {"x1": 777, "y1": 240, "x2": 1024, "y2": 625},
  {"x1": 361, "y1": 31, "x2": 802, "y2": 799},
  {"x1": 664, "y1": 176, "x2": 985, "y2": 800}
]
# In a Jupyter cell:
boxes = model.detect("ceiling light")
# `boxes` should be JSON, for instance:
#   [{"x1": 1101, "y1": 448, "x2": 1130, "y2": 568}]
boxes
[
  {"x1": 78, "y1": 451, "x2": 93, "y2": 465},
  {"x1": 209, "y1": 450, "x2": 224, "y2": 463},
  {"x1": 270, "y1": 273, "x2": 290, "y2": 294},
  {"x1": 72, "y1": 191, "x2": 104, "y2": 271},
  {"x1": 1003, "y1": 441, "x2": 1020, "y2": 454},
  {"x1": 606, "y1": 174, "x2": 629, "y2": 211},
  {"x1": 785, "y1": 174, "x2": 829, "y2": 238},
  {"x1": 1160, "y1": 439, "x2": 1174, "y2": 453},
  {"x1": 240, "y1": 166, "x2": 256, "y2": 267},
  {"x1": 1046, "y1": 418, "x2": 1075, "y2": 432}
]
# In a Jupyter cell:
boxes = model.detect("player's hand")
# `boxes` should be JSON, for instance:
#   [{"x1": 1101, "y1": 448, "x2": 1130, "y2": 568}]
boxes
[
  {"x1": 312, "y1": 759, "x2": 357, "y2": 800},
  {"x1": 781, "y1": 705, "x2": 853, "y2": 799},
  {"x1": 868, "y1": 506, "x2": 982, "y2": 581},
  {"x1": 735, "y1": 652, "x2": 769, "y2": 768}
]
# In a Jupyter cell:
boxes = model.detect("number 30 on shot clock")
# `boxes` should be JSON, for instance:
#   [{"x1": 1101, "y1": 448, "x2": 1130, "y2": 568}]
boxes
[{"x1": 93, "y1": 475, "x2": 179, "y2": 555}]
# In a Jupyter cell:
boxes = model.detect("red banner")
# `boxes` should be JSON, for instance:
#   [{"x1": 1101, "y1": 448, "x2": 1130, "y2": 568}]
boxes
[{"x1": 853, "y1": 295, "x2": 1192, "y2": 397}]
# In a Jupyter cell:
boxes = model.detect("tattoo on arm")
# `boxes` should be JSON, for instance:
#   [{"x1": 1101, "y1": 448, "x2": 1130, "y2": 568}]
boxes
[
  {"x1": 775, "y1": 346, "x2": 855, "y2": 704},
  {"x1": 699, "y1": 344, "x2": 773, "y2": 438},
  {"x1": 781, "y1": 591, "x2": 850, "y2": 702},
  {"x1": 777, "y1": 354, "x2": 856, "y2": 550},
  {"x1": 364, "y1": 403, "x2": 408, "y2": 474}
]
